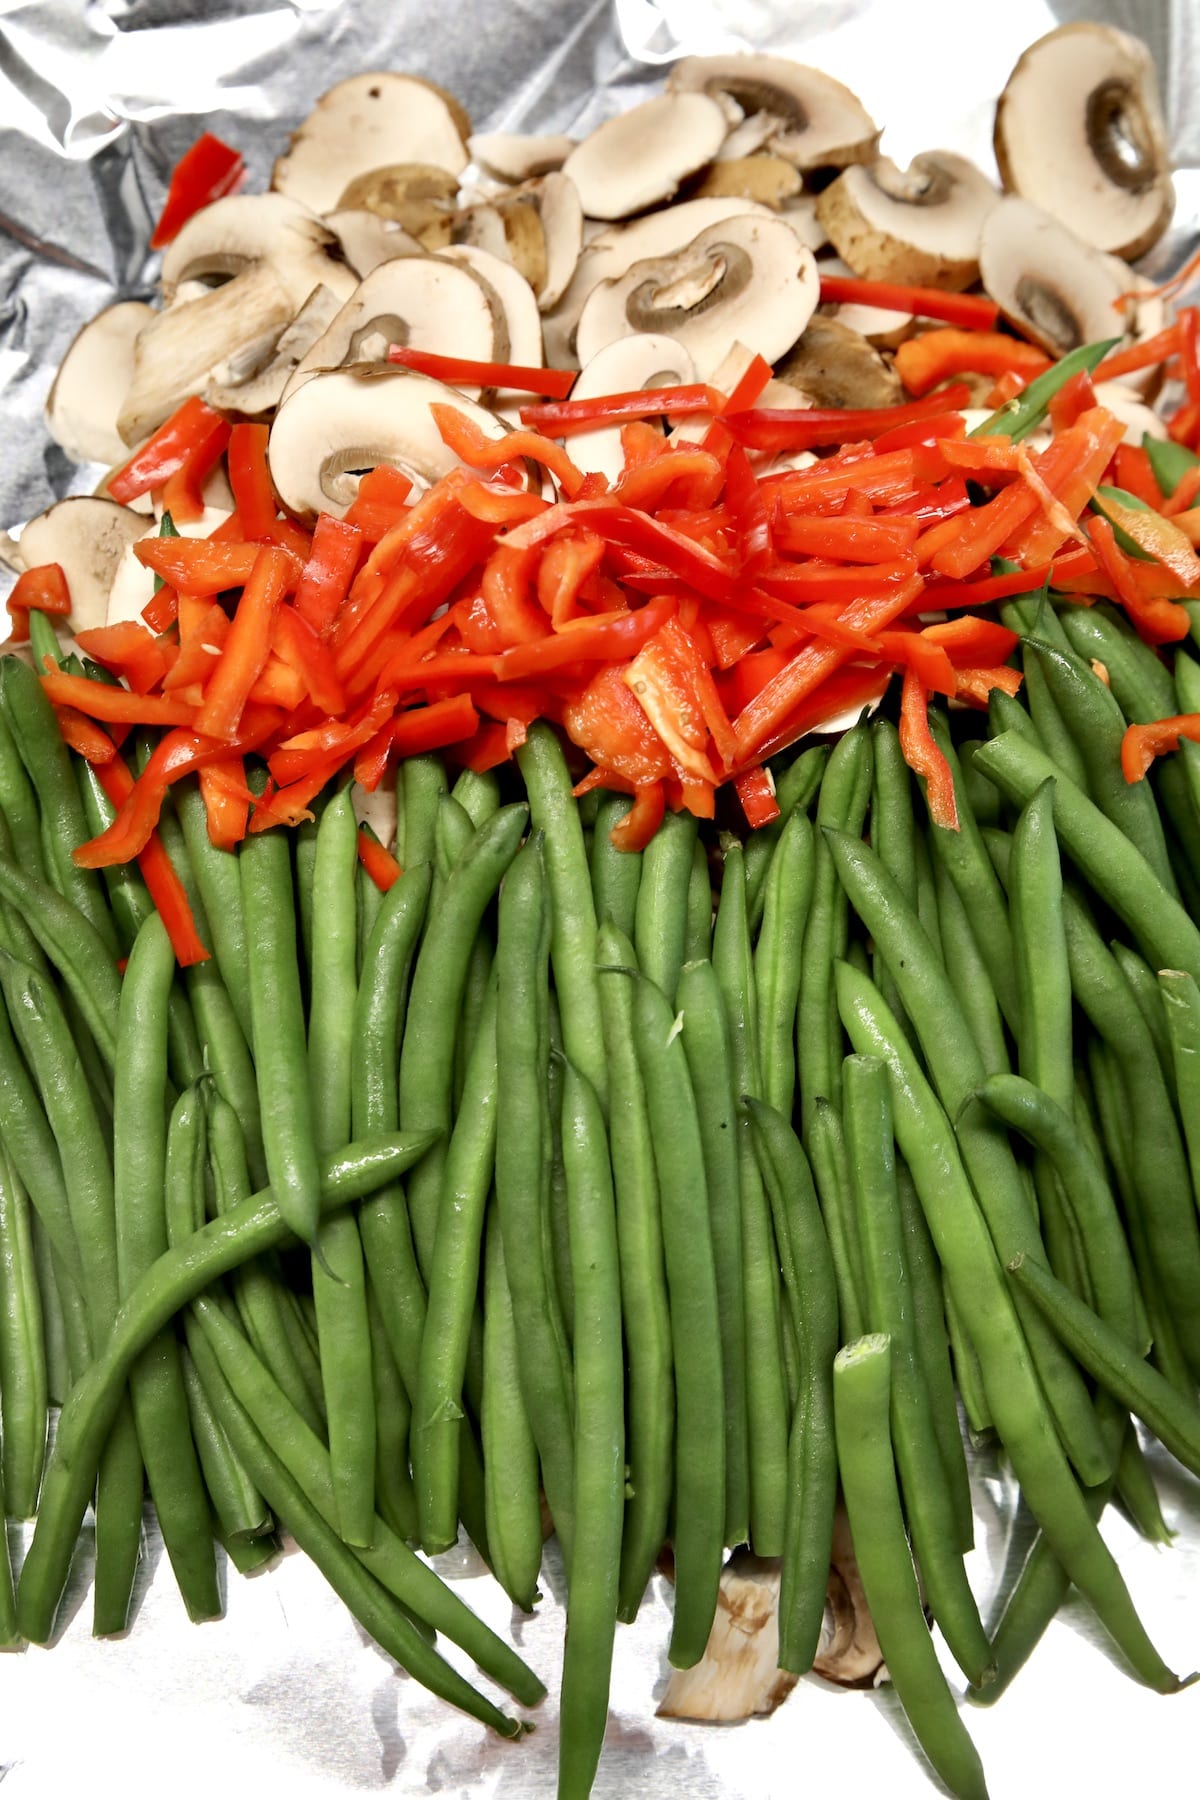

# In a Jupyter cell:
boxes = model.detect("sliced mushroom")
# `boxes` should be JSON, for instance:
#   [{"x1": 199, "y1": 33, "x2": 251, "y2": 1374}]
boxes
[
  {"x1": 323, "y1": 210, "x2": 422, "y2": 277},
  {"x1": 566, "y1": 334, "x2": 697, "y2": 483},
  {"x1": 657, "y1": 1555, "x2": 800, "y2": 1722},
  {"x1": 438, "y1": 244, "x2": 542, "y2": 415},
  {"x1": 817, "y1": 151, "x2": 999, "y2": 290},
  {"x1": 455, "y1": 176, "x2": 582, "y2": 308},
  {"x1": 18, "y1": 498, "x2": 150, "y2": 635},
  {"x1": 995, "y1": 22, "x2": 1173, "y2": 261},
  {"x1": 775, "y1": 314, "x2": 903, "y2": 409},
  {"x1": 519, "y1": 174, "x2": 583, "y2": 312},
  {"x1": 1095, "y1": 380, "x2": 1168, "y2": 445},
  {"x1": 448, "y1": 202, "x2": 512, "y2": 266},
  {"x1": 206, "y1": 284, "x2": 345, "y2": 416},
  {"x1": 576, "y1": 215, "x2": 819, "y2": 383},
  {"x1": 160, "y1": 193, "x2": 356, "y2": 309},
  {"x1": 668, "y1": 55, "x2": 878, "y2": 171},
  {"x1": 118, "y1": 260, "x2": 297, "y2": 444},
  {"x1": 282, "y1": 256, "x2": 501, "y2": 405},
  {"x1": 813, "y1": 1506, "x2": 884, "y2": 1686},
  {"x1": 562, "y1": 93, "x2": 728, "y2": 222},
  {"x1": 692, "y1": 154, "x2": 803, "y2": 211},
  {"x1": 469, "y1": 132, "x2": 575, "y2": 182},
  {"x1": 338, "y1": 164, "x2": 460, "y2": 244},
  {"x1": 46, "y1": 302, "x2": 155, "y2": 467},
  {"x1": 267, "y1": 365, "x2": 520, "y2": 520},
  {"x1": 272, "y1": 73, "x2": 468, "y2": 215},
  {"x1": 979, "y1": 197, "x2": 1134, "y2": 357}
]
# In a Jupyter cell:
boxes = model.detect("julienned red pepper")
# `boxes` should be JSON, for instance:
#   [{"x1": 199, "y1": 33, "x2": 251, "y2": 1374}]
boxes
[
  {"x1": 6, "y1": 562, "x2": 71, "y2": 642},
  {"x1": 293, "y1": 514, "x2": 363, "y2": 633},
  {"x1": 193, "y1": 546, "x2": 290, "y2": 741},
  {"x1": 920, "y1": 615, "x2": 1020, "y2": 665},
  {"x1": 357, "y1": 827, "x2": 403, "y2": 892},
  {"x1": 75, "y1": 622, "x2": 171, "y2": 695},
  {"x1": 1121, "y1": 713, "x2": 1200, "y2": 782},
  {"x1": 53, "y1": 705, "x2": 115, "y2": 764},
  {"x1": 519, "y1": 384, "x2": 727, "y2": 437},
  {"x1": 388, "y1": 346, "x2": 577, "y2": 398},
  {"x1": 895, "y1": 330, "x2": 1051, "y2": 398},
  {"x1": 1088, "y1": 515, "x2": 1191, "y2": 644},
  {"x1": 898, "y1": 665, "x2": 958, "y2": 829},
  {"x1": 94, "y1": 754, "x2": 210, "y2": 965},
  {"x1": 272, "y1": 603, "x2": 346, "y2": 715},
  {"x1": 108, "y1": 397, "x2": 230, "y2": 505},
  {"x1": 609, "y1": 781, "x2": 666, "y2": 852},
  {"x1": 160, "y1": 413, "x2": 232, "y2": 523},
  {"x1": 774, "y1": 513, "x2": 919, "y2": 564},
  {"x1": 227, "y1": 423, "x2": 277, "y2": 539},
  {"x1": 733, "y1": 766, "x2": 780, "y2": 829},
  {"x1": 496, "y1": 595, "x2": 676, "y2": 681},
  {"x1": 341, "y1": 466, "x2": 414, "y2": 542},
  {"x1": 818, "y1": 275, "x2": 1001, "y2": 331},
  {"x1": 198, "y1": 759, "x2": 251, "y2": 849},
  {"x1": 40, "y1": 670, "x2": 197, "y2": 728},
  {"x1": 390, "y1": 694, "x2": 479, "y2": 757},
  {"x1": 150, "y1": 132, "x2": 245, "y2": 249},
  {"x1": 431, "y1": 404, "x2": 586, "y2": 498},
  {"x1": 724, "y1": 386, "x2": 972, "y2": 454}
]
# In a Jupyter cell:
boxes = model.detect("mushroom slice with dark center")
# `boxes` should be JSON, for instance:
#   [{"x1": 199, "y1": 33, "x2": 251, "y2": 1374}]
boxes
[
  {"x1": 323, "y1": 210, "x2": 423, "y2": 278},
  {"x1": 282, "y1": 256, "x2": 501, "y2": 405},
  {"x1": 668, "y1": 54, "x2": 879, "y2": 171},
  {"x1": 271, "y1": 73, "x2": 468, "y2": 215},
  {"x1": 565, "y1": 333, "x2": 697, "y2": 484},
  {"x1": 338, "y1": 165, "x2": 460, "y2": 245},
  {"x1": 18, "y1": 498, "x2": 151, "y2": 635},
  {"x1": 267, "y1": 366, "x2": 524, "y2": 521},
  {"x1": 469, "y1": 132, "x2": 575, "y2": 182},
  {"x1": 562, "y1": 93, "x2": 728, "y2": 222},
  {"x1": 161, "y1": 193, "x2": 356, "y2": 309},
  {"x1": 46, "y1": 302, "x2": 155, "y2": 466},
  {"x1": 816, "y1": 150, "x2": 999, "y2": 291},
  {"x1": 576, "y1": 215, "x2": 818, "y2": 381},
  {"x1": 775, "y1": 313, "x2": 903, "y2": 409},
  {"x1": 979, "y1": 197, "x2": 1133, "y2": 357},
  {"x1": 995, "y1": 22, "x2": 1174, "y2": 260}
]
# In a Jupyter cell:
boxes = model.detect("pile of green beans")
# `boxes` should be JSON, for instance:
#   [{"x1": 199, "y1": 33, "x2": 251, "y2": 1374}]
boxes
[{"x1": 4, "y1": 593, "x2": 1200, "y2": 1798}]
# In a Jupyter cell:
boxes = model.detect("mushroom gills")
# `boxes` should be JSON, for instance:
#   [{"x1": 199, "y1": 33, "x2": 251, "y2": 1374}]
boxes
[
  {"x1": 775, "y1": 313, "x2": 903, "y2": 410},
  {"x1": 271, "y1": 73, "x2": 468, "y2": 215},
  {"x1": 667, "y1": 54, "x2": 879, "y2": 171},
  {"x1": 979, "y1": 196, "x2": 1134, "y2": 358}
]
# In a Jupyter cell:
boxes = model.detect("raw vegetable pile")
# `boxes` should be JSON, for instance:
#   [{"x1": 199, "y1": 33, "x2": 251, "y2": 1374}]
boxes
[{"x1": 4, "y1": 17, "x2": 1200, "y2": 1800}]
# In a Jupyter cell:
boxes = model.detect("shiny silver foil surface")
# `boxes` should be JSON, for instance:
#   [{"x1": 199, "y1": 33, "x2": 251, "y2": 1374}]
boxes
[{"x1": 1, "y1": 1, "x2": 1199, "y2": 1794}]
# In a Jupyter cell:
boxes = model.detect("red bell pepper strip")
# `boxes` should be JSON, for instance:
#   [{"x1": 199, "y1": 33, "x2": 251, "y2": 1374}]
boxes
[
  {"x1": 1169, "y1": 399, "x2": 1200, "y2": 449},
  {"x1": 150, "y1": 132, "x2": 245, "y2": 249},
  {"x1": 609, "y1": 781, "x2": 666, "y2": 852},
  {"x1": 293, "y1": 514, "x2": 363, "y2": 634},
  {"x1": 563, "y1": 664, "x2": 675, "y2": 789},
  {"x1": 1165, "y1": 466, "x2": 1200, "y2": 516},
  {"x1": 450, "y1": 720, "x2": 512, "y2": 773},
  {"x1": 1121, "y1": 713, "x2": 1200, "y2": 782},
  {"x1": 75, "y1": 621, "x2": 171, "y2": 695},
  {"x1": 431, "y1": 403, "x2": 586, "y2": 498},
  {"x1": 54, "y1": 705, "x2": 116, "y2": 764},
  {"x1": 899, "y1": 665, "x2": 958, "y2": 829},
  {"x1": 135, "y1": 536, "x2": 262, "y2": 595},
  {"x1": 271, "y1": 603, "x2": 346, "y2": 715},
  {"x1": 875, "y1": 630, "x2": 958, "y2": 694},
  {"x1": 520, "y1": 385, "x2": 727, "y2": 438},
  {"x1": 818, "y1": 275, "x2": 1000, "y2": 331},
  {"x1": 745, "y1": 663, "x2": 893, "y2": 770},
  {"x1": 109, "y1": 398, "x2": 229, "y2": 505},
  {"x1": 388, "y1": 346, "x2": 576, "y2": 398},
  {"x1": 193, "y1": 546, "x2": 291, "y2": 741},
  {"x1": 340, "y1": 466, "x2": 414, "y2": 542},
  {"x1": 1092, "y1": 322, "x2": 1180, "y2": 384},
  {"x1": 141, "y1": 582, "x2": 179, "y2": 633},
  {"x1": 1047, "y1": 370, "x2": 1100, "y2": 433},
  {"x1": 198, "y1": 759, "x2": 251, "y2": 850},
  {"x1": 160, "y1": 413, "x2": 232, "y2": 523},
  {"x1": 353, "y1": 722, "x2": 394, "y2": 792},
  {"x1": 536, "y1": 530, "x2": 606, "y2": 627},
  {"x1": 496, "y1": 595, "x2": 676, "y2": 681},
  {"x1": 721, "y1": 445, "x2": 771, "y2": 576},
  {"x1": 764, "y1": 447, "x2": 925, "y2": 511},
  {"x1": 94, "y1": 754, "x2": 210, "y2": 964},
  {"x1": 247, "y1": 651, "x2": 306, "y2": 712},
  {"x1": 268, "y1": 689, "x2": 394, "y2": 788},
  {"x1": 227, "y1": 423, "x2": 277, "y2": 539},
  {"x1": 725, "y1": 386, "x2": 973, "y2": 455},
  {"x1": 162, "y1": 597, "x2": 230, "y2": 692},
  {"x1": 774, "y1": 513, "x2": 920, "y2": 564},
  {"x1": 734, "y1": 765, "x2": 780, "y2": 829},
  {"x1": 921, "y1": 615, "x2": 1019, "y2": 665},
  {"x1": 357, "y1": 827, "x2": 403, "y2": 892},
  {"x1": 871, "y1": 411, "x2": 968, "y2": 454},
  {"x1": 391, "y1": 694, "x2": 479, "y2": 757},
  {"x1": 700, "y1": 354, "x2": 772, "y2": 451},
  {"x1": 1113, "y1": 445, "x2": 1162, "y2": 511},
  {"x1": 895, "y1": 330, "x2": 1051, "y2": 398},
  {"x1": 616, "y1": 449, "x2": 725, "y2": 513},
  {"x1": 39, "y1": 670, "x2": 196, "y2": 728},
  {"x1": 508, "y1": 498, "x2": 739, "y2": 605},
  {"x1": 985, "y1": 370, "x2": 1030, "y2": 409},
  {"x1": 954, "y1": 663, "x2": 1024, "y2": 707},
  {"x1": 1087, "y1": 516, "x2": 1191, "y2": 644},
  {"x1": 6, "y1": 562, "x2": 72, "y2": 642}
]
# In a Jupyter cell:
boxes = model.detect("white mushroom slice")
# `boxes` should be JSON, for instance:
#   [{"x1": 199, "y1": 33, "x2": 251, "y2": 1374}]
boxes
[
  {"x1": 978, "y1": 197, "x2": 1134, "y2": 358},
  {"x1": 814, "y1": 1506, "x2": 884, "y2": 1685},
  {"x1": 19, "y1": 498, "x2": 150, "y2": 635},
  {"x1": 46, "y1": 302, "x2": 155, "y2": 467},
  {"x1": 566, "y1": 334, "x2": 697, "y2": 484},
  {"x1": 451, "y1": 202, "x2": 519, "y2": 269},
  {"x1": 693, "y1": 154, "x2": 803, "y2": 210},
  {"x1": 668, "y1": 55, "x2": 879, "y2": 171},
  {"x1": 775, "y1": 314, "x2": 903, "y2": 410},
  {"x1": 523, "y1": 174, "x2": 583, "y2": 312},
  {"x1": 105, "y1": 538, "x2": 158, "y2": 630},
  {"x1": 283, "y1": 256, "x2": 500, "y2": 405},
  {"x1": 324, "y1": 210, "x2": 422, "y2": 277},
  {"x1": 817, "y1": 256, "x2": 914, "y2": 348},
  {"x1": 206, "y1": 284, "x2": 344, "y2": 416},
  {"x1": 272, "y1": 73, "x2": 468, "y2": 215},
  {"x1": 438, "y1": 245, "x2": 543, "y2": 417},
  {"x1": 576, "y1": 215, "x2": 819, "y2": 383},
  {"x1": 816, "y1": 151, "x2": 1000, "y2": 291},
  {"x1": 469, "y1": 132, "x2": 574, "y2": 182},
  {"x1": 338, "y1": 165, "x2": 460, "y2": 245},
  {"x1": 118, "y1": 261, "x2": 297, "y2": 444},
  {"x1": 995, "y1": 22, "x2": 1174, "y2": 261},
  {"x1": 1095, "y1": 380, "x2": 1167, "y2": 445},
  {"x1": 716, "y1": 112, "x2": 781, "y2": 163},
  {"x1": 781, "y1": 196, "x2": 827, "y2": 255},
  {"x1": 161, "y1": 193, "x2": 356, "y2": 309},
  {"x1": 658, "y1": 1556, "x2": 801, "y2": 1722},
  {"x1": 267, "y1": 366, "x2": 520, "y2": 521},
  {"x1": 562, "y1": 94, "x2": 728, "y2": 223}
]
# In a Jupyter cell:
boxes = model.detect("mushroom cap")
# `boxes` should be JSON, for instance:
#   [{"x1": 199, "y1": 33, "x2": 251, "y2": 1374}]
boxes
[
  {"x1": 775, "y1": 314, "x2": 903, "y2": 410},
  {"x1": 337, "y1": 164, "x2": 460, "y2": 244},
  {"x1": 272, "y1": 73, "x2": 469, "y2": 216},
  {"x1": 995, "y1": 21, "x2": 1174, "y2": 261},
  {"x1": 979, "y1": 196, "x2": 1132, "y2": 357},
  {"x1": 18, "y1": 498, "x2": 150, "y2": 635},
  {"x1": 562, "y1": 93, "x2": 728, "y2": 222},
  {"x1": 816, "y1": 150, "x2": 999, "y2": 291},
  {"x1": 576, "y1": 214, "x2": 819, "y2": 382},
  {"x1": 667, "y1": 54, "x2": 878, "y2": 171},
  {"x1": 566, "y1": 334, "x2": 697, "y2": 484},
  {"x1": 267, "y1": 365, "x2": 520, "y2": 521},
  {"x1": 323, "y1": 210, "x2": 422, "y2": 277},
  {"x1": 522, "y1": 173, "x2": 584, "y2": 312},
  {"x1": 161, "y1": 193, "x2": 355, "y2": 309},
  {"x1": 469, "y1": 132, "x2": 575, "y2": 182},
  {"x1": 438, "y1": 244, "x2": 543, "y2": 413},
  {"x1": 46, "y1": 301, "x2": 155, "y2": 466},
  {"x1": 206, "y1": 284, "x2": 345, "y2": 417}
]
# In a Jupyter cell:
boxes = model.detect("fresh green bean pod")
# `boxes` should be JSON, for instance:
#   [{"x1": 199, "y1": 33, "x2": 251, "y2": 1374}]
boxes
[
  {"x1": 0, "y1": 703, "x2": 45, "y2": 880},
  {"x1": 590, "y1": 792, "x2": 642, "y2": 939},
  {"x1": 926, "y1": 713, "x2": 1019, "y2": 1031},
  {"x1": 175, "y1": 777, "x2": 253, "y2": 1040},
  {"x1": 0, "y1": 1146, "x2": 46, "y2": 1518},
  {"x1": 634, "y1": 806, "x2": 697, "y2": 1002},
  {"x1": 807, "y1": 1098, "x2": 864, "y2": 1339},
  {"x1": 753, "y1": 807, "x2": 814, "y2": 1117},
  {"x1": 398, "y1": 754, "x2": 448, "y2": 869},
  {"x1": 481, "y1": 1216, "x2": 544, "y2": 1613},
  {"x1": 744, "y1": 743, "x2": 827, "y2": 929},
  {"x1": 931, "y1": 854, "x2": 1009, "y2": 1077}
]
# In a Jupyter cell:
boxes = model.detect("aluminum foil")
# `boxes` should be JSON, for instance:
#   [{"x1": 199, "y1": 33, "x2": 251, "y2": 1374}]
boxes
[{"x1": 1, "y1": 1, "x2": 1200, "y2": 1794}]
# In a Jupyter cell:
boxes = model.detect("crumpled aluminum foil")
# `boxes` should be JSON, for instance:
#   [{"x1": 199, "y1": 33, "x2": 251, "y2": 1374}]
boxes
[{"x1": 1, "y1": 2, "x2": 1199, "y2": 1794}]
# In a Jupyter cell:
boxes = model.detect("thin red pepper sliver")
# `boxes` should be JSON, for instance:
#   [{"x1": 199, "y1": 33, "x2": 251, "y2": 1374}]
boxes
[
  {"x1": 6, "y1": 562, "x2": 71, "y2": 641},
  {"x1": 357, "y1": 828, "x2": 403, "y2": 892},
  {"x1": 734, "y1": 765, "x2": 780, "y2": 829},
  {"x1": 95, "y1": 755, "x2": 211, "y2": 964},
  {"x1": 227, "y1": 423, "x2": 277, "y2": 538},
  {"x1": 391, "y1": 694, "x2": 479, "y2": 756},
  {"x1": 1121, "y1": 714, "x2": 1200, "y2": 782},
  {"x1": 388, "y1": 346, "x2": 576, "y2": 398},
  {"x1": 109, "y1": 397, "x2": 230, "y2": 505},
  {"x1": 818, "y1": 275, "x2": 1000, "y2": 331},
  {"x1": 193, "y1": 546, "x2": 291, "y2": 741},
  {"x1": 519, "y1": 385, "x2": 727, "y2": 438},
  {"x1": 150, "y1": 132, "x2": 244, "y2": 248},
  {"x1": 724, "y1": 386, "x2": 973, "y2": 454},
  {"x1": 899, "y1": 665, "x2": 959, "y2": 829},
  {"x1": 895, "y1": 331, "x2": 1050, "y2": 398}
]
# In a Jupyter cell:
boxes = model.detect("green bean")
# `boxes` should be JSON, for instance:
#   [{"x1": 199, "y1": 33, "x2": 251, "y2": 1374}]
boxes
[
  {"x1": 842, "y1": 1056, "x2": 993, "y2": 1687},
  {"x1": 975, "y1": 336, "x2": 1117, "y2": 439},
  {"x1": 958, "y1": 739, "x2": 1003, "y2": 828},
  {"x1": 753, "y1": 808, "x2": 814, "y2": 1117},
  {"x1": 115, "y1": 913, "x2": 220, "y2": 1622},
  {"x1": 450, "y1": 765, "x2": 500, "y2": 828},
  {"x1": 1061, "y1": 604, "x2": 1177, "y2": 718},
  {"x1": 455, "y1": 930, "x2": 493, "y2": 1112},
  {"x1": 398, "y1": 753, "x2": 448, "y2": 869},
  {"x1": 1112, "y1": 943, "x2": 1175, "y2": 1100},
  {"x1": 745, "y1": 743, "x2": 828, "y2": 929},
  {"x1": 1116, "y1": 1428, "x2": 1174, "y2": 1545},
  {"x1": 415, "y1": 973, "x2": 499, "y2": 1555},
  {"x1": 543, "y1": 998, "x2": 574, "y2": 1352},
  {"x1": 833, "y1": 1336, "x2": 989, "y2": 1800},
  {"x1": 931, "y1": 854, "x2": 1009, "y2": 1077},
  {"x1": 179, "y1": 1347, "x2": 273, "y2": 1544},
  {"x1": 999, "y1": 594, "x2": 1093, "y2": 793},
  {"x1": 400, "y1": 803, "x2": 527, "y2": 1278},
  {"x1": 481, "y1": 1215, "x2": 543, "y2": 1613},
  {"x1": 677, "y1": 957, "x2": 749, "y2": 1549},
  {"x1": 0, "y1": 704, "x2": 45, "y2": 880},
  {"x1": 943, "y1": 1282, "x2": 992, "y2": 1437},
  {"x1": 683, "y1": 838, "x2": 710, "y2": 966},
  {"x1": 590, "y1": 792, "x2": 642, "y2": 938},
  {"x1": 0, "y1": 1145, "x2": 46, "y2": 1518},
  {"x1": 558, "y1": 1060, "x2": 624, "y2": 1800},
  {"x1": 1145, "y1": 435, "x2": 1200, "y2": 496},
  {"x1": 633, "y1": 807, "x2": 697, "y2": 1003},
  {"x1": 798, "y1": 719, "x2": 872, "y2": 1134},
  {"x1": 745, "y1": 1100, "x2": 837, "y2": 1674},
  {"x1": 0, "y1": 657, "x2": 116, "y2": 952},
  {"x1": 1160, "y1": 968, "x2": 1200, "y2": 1209},
  {"x1": 356, "y1": 852, "x2": 385, "y2": 982},
  {"x1": 808, "y1": 1098, "x2": 864, "y2": 1339},
  {"x1": 294, "y1": 812, "x2": 319, "y2": 983},
  {"x1": 0, "y1": 855, "x2": 121, "y2": 1070},
  {"x1": 926, "y1": 714, "x2": 1019, "y2": 1031},
  {"x1": 828, "y1": 829, "x2": 1113, "y2": 1485},
  {"x1": 352, "y1": 861, "x2": 431, "y2": 1133},
  {"x1": 896, "y1": 1163, "x2": 974, "y2": 1551},
  {"x1": 30, "y1": 1216, "x2": 79, "y2": 1403},
  {"x1": 0, "y1": 985, "x2": 82, "y2": 1286},
  {"x1": 836, "y1": 960, "x2": 1182, "y2": 1692},
  {"x1": 974, "y1": 729, "x2": 1200, "y2": 984},
  {"x1": 869, "y1": 717, "x2": 917, "y2": 1029},
  {"x1": 175, "y1": 777, "x2": 252, "y2": 1040},
  {"x1": 632, "y1": 972, "x2": 724, "y2": 1669},
  {"x1": 1010, "y1": 781, "x2": 1070, "y2": 1106},
  {"x1": 366, "y1": 1283, "x2": 418, "y2": 1546},
  {"x1": 434, "y1": 791, "x2": 476, "y2": 886},
  {"x1": 712, "y1": 843, "x2": 787, "y2": 1556}
]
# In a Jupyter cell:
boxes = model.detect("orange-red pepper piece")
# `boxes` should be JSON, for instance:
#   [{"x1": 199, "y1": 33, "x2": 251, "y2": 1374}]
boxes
[
  {"x1": 6, "y1": 562, "x2": 71, "y2": 642},
  {"x1": 193, "y1": 546, "x2": 291, "y2": 741},
  {"x1": 109, "y1": 397, "x2": 229, "y2": 505},
  {"x1": 357, "y1": 827, "x2": 403, "y2": 891},
  {"x1": 899, "y1": 665, "x2": 958, "y2": 830}
]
